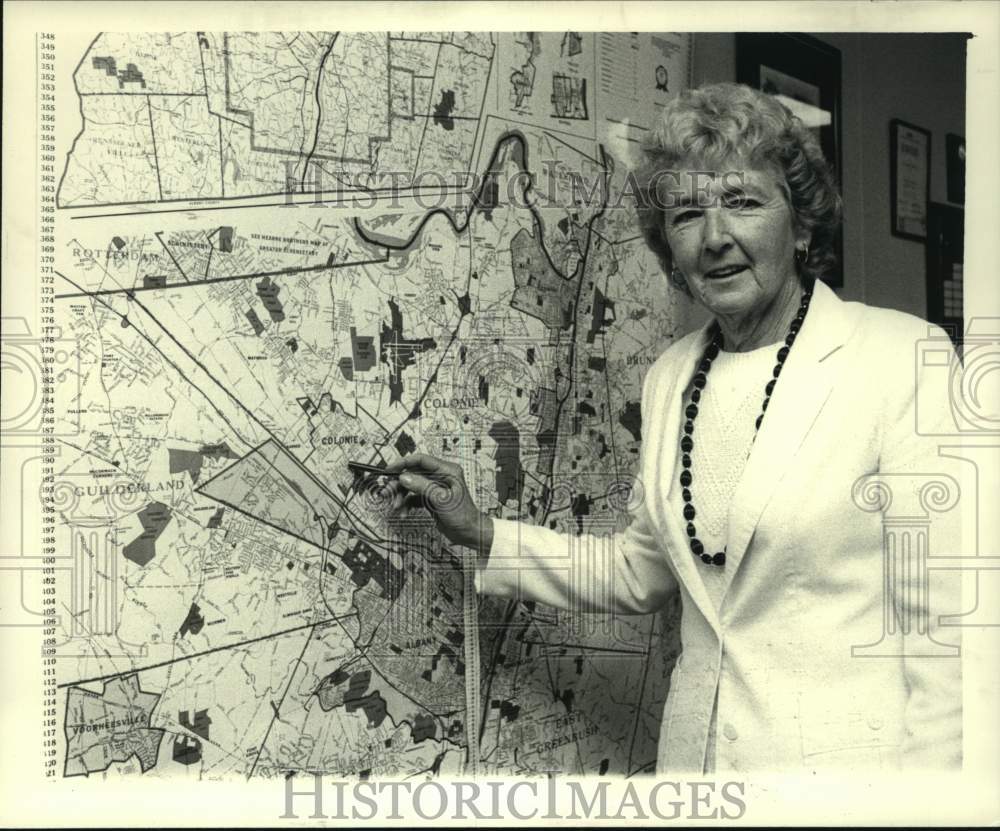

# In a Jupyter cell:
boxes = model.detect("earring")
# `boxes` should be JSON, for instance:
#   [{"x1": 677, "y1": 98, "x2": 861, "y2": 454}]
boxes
[{"x1": 795, "y1": 244, "x2": 810, "y2": 265}]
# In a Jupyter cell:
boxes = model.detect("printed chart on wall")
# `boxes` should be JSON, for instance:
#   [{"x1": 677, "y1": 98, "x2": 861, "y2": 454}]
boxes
[{"x1": 31, "y1": 30, "x2": 693, "y2": 782}]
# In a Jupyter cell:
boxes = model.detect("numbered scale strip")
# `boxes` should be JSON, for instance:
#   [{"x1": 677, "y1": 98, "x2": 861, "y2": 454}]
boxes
[
  {"x1": 462, "y1": 549, "x2": 482, "y2": 779},
  {"x1": 37, "y1": 30, "x2": 61, "y2": 779},
  {"x1": 454, "y1": 435, "x2": 483, "y2": 779}
]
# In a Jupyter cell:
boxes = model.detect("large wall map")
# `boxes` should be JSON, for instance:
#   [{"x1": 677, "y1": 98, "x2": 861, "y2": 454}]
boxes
[{"x1": 50, "y1": 31, "x2": 694, "y2": 779}]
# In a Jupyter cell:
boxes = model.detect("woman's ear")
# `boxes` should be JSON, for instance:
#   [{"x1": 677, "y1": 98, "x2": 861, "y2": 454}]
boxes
[
  {"x1": 792, "y1": 223, "x2": 812, "y2": 250},
  {"x1": 793, "y1": 231, "x2": 812, "y2": 258}
]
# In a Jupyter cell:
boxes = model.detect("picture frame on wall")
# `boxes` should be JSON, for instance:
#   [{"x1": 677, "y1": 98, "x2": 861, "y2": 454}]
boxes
[
  {"x1": 735, "y1": 33, "x2": 843, "y2": 287},
  {"x1": 890, "y1": 119, "x2": 932, "y2": 241}
]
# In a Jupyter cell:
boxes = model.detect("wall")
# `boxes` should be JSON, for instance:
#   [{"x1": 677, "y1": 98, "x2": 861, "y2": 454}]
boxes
[{"x1": 691, "y1": 32, "x2": 968, "y2": 319}]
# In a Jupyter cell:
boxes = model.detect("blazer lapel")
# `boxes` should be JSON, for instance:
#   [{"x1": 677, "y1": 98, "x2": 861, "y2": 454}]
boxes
[
  {"x1": 648, "y1": 324, "x2": 722, "y2": 632},
  {"x1": 720, "y1": 280, "x2": 859, "y2": 601}
]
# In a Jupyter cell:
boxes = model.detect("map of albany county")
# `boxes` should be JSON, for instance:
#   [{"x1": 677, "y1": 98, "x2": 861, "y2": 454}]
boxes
[
  {"x1": 58, "y1": 32, "x2": 493, "y2": 206},
  {"x1": 51, "y1": 31, "x2": 695, "y2": 780}
]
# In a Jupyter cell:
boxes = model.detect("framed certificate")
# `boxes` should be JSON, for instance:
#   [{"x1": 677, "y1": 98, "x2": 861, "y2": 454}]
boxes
[{"x1": 890, "y1": 119, "x2": 932, "y2": 241}]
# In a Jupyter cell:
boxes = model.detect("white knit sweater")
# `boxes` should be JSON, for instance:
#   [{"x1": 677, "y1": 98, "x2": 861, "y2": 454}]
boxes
[{"x1": 668, "y1": 341, "x2": 780, "y2": 610}]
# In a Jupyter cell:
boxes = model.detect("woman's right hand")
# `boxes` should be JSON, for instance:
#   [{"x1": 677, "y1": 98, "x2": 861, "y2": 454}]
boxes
[{"x1": 382, "y1": 453, "x2": 494, "y2": 555}]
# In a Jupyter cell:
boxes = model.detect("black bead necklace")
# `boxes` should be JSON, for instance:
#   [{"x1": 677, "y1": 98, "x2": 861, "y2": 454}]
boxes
[{"x1": 680, "y1": 284, "x2": 814, "y2": 567}]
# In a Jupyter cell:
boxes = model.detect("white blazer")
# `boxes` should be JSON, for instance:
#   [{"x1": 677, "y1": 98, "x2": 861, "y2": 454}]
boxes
[{"x1": 477, "y1": 280, "x2": 963, "y2": 773}]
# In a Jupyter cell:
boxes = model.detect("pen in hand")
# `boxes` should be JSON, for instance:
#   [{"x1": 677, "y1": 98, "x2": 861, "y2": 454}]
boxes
[{"x1": 347, "y1": 461, "x2": 400, "y2": 478}]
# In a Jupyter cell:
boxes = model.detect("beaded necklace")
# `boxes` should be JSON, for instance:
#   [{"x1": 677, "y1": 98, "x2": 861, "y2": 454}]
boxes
[{"x1": 680, "y1": 283, "x2": 814, "y2": 567}]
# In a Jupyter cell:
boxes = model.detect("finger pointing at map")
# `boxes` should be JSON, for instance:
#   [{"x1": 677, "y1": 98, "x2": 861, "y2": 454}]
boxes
[{"x1": 384, "y1": 453, "x2": 494, "y2": 554}]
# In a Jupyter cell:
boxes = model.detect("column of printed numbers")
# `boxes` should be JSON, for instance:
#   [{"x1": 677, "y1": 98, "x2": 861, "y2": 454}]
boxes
[{"x1": 38, "y1": 31, "x2": 60, "y2": 778}]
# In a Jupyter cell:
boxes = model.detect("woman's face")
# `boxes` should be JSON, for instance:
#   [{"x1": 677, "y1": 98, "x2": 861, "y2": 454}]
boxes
[{"x1": 662, "y1": 166, "x2": 806, "y2": 321}]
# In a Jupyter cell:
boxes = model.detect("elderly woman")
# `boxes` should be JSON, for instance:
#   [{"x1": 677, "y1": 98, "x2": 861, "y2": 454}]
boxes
[{"x1": 387, "y1": 83, "x2": 962, "y2": 774}]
